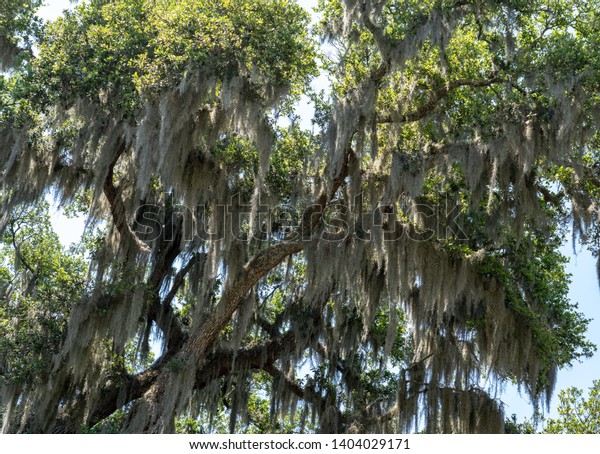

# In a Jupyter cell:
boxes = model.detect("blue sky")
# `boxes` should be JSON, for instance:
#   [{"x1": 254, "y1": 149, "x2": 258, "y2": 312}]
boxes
[
  {"x1": 38, "y1": 0, "x2": 72, "y2": 21},
  {"x1": 41, "y1": 0, "x2": 599, "y2": 425}
]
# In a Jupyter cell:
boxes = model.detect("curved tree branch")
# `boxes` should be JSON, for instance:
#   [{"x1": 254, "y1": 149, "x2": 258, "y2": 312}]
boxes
[
  {"x1": 102, "y1": 143, "x2": 150, "y2": 254},
  {"x1": 378, "y1": 75, "x2": 501, "y2": 124}
]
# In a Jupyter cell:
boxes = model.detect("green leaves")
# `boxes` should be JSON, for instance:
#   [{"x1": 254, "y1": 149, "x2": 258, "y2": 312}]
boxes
[
  {"x1": 32, "y1": 0, "x2": 317, "y2": 116},
  {"x1": 544, "y1": 380, "x2": 600, "y2": 433},
  {"x1": 0, "y1": 0, "x2": 43, "y2": 69},
  {"x1": 0, "y1": 202, "x2": 87, "y2": 385},
  {"x1": 2, "y1": 0, "x2": 600, "y2": 434},
  {"x1": 34, "y1": 0, "x2": 150, "y2": 114}
]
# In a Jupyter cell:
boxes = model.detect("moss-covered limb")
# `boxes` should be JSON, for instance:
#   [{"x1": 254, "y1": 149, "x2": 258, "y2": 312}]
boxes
[
  {"x1": 261, "y1": 362, "x2": 347, "y2": 433},
  {"x1": 102, "y1": 142, "x2": 151, "y2": 255},
  {"x1": 3, "y1": 0, "x2": 600, "y2": 434},
  {"x1": 54, "y1": 330, "x2": 294, "y2": 433},
  {"x1": 194, "y1": 331, "x2": 298, "y2": 392},
  {"x1": 113, "y1": 110, "x2": 354, "y2": 431},
  {"x1": 145, "y1": 252, "x2": 206, "y2": 354}
]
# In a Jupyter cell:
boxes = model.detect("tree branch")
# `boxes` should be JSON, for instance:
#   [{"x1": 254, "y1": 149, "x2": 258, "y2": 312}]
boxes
[
  {"x1": 162, "y1": 252, "x2": 205, "y2": 310},
  {"x1": 378, "y1": 75, "x2": 501, "y2": 124},
  {"x1": 184, "y1": 241, "x2": 303, "y2": 362},
  {"x1": 102, "y1": 144, "x2": 150, "y2": 254},
  {"x1": 261, "y1": 363, "x2": 347, "y2": 433}
]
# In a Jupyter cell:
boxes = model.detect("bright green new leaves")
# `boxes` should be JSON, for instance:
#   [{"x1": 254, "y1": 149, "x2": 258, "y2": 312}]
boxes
[
  {"x1": 544, "y1": 380, "x2": 600, "y2": 433},
  {"x1": 0, "y1": 1, "x2": 43, "y2": 130},
  {"x1": 0, "y1": 70, "x2": 40, "y2": 133},
  {"x1": 507, "y1": 381, "x2": 600, "y2": 433},
  {"x1": 141, "y1": 0, "x2": 317, "y2": 94},
  {"x1": 33, "y1": 0, "x2": 317, "y2": 116},
  {"x1": 33, "y1": 0, "x2": 151, "y2": 113}
]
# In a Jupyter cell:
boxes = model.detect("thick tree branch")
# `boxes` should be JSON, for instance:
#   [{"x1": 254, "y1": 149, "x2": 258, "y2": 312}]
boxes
[
  {"x1": 378, "y1": 76, "x2": 501, "y2": 124},
  {"x1": 162, "y1": 252, "x2": 205, "y2": 309},
  {"x1": 52, "y1": 364, "x2": 161, "y2": 433},
  {"x1": 72, "y1": 329, "x2": 297, "y2": 433},
  {"x1": 119, "y1": 118, "x2": 353, "y2": 433},
  {"x1": 184, "y1": 241, "x2": 303, "y2": 362},
  {"x1": 261, "y1": 363, "x2": 346, "y2": 433},
  {"x1": 102, "y1": 144, "x2": 150, "y2": 254},
  {"x1": 194, "y1": 330, "x2": 297, "y2": 391},
  {"x1": 185, "y1": 144, "x2": 354, "y2": 363},
  {"x1": 8, "y1": 221, "x2": 38, "y2": 295},
  {"x1": 143, "y1": 214, "x2": 192, "y2": 354}
]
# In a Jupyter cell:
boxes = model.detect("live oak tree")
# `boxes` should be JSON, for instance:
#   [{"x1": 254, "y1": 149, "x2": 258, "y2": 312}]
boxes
[{"x1": 1, "y1": 0, "x2": 599, "y2": 434}]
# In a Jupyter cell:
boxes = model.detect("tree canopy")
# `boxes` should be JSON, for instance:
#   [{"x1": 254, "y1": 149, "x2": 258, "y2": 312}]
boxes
[
  {"x1": 544, "y1": 380, "x2": 600, "y2": 434},
  {"x1": 505, "y1": 380, "x2": 600, "y2": 434},
  {"x1": 0, "y1": 0, "x2": 599, "y2": 434}
]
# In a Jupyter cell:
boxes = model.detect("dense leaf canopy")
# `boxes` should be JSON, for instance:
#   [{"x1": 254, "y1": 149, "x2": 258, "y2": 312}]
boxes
[{"x1": 1, "y1": 0, "x2": 599, "y2": 434}]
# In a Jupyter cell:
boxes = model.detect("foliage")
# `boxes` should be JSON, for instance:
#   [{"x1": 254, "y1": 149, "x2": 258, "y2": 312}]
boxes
[
  {"x1": 543, "y1": 381, "x2": 600, "y2": 434},
  {"x1": 32, "y1": 0, "x2": 316, "y2": 115},
  {"x1": 504, "y1": 414, "x2": 536, "y2": 434},
  {"x1": 0, "y1": 201, "x2": 87, "y2": 386},
  {"x1": 1, "y1": 0, "x2": 600, "y2": 435},
  {"x1": 504, "y1": 381, "x2": 600, "y2": 434},
  {"x1": 0, "y1": 0, "x2": 42, "y2": 68}
]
